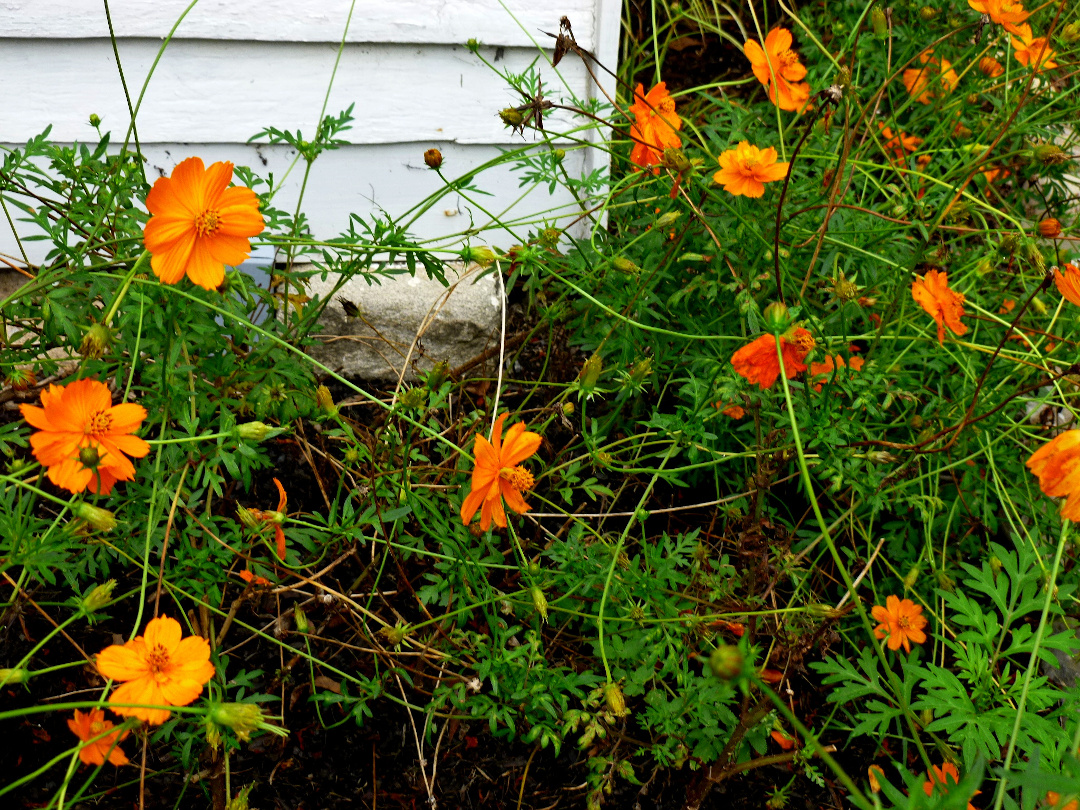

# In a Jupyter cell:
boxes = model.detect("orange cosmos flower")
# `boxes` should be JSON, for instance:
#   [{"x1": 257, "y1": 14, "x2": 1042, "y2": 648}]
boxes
[
  {"x1": 239, "y1": 569, "x2": 272, "y2": 587},
  {"x1": 1047, "y1": 792, "x2": 1080, "y2": 810},
  {"x1": 872, "y1": 595, "x2": 928, "y2": 652},
  {"x1": 720, "y1": 404, "x2": 746, "y2": 419},
  {"x1": 922, "y1": 762, "x2": 980, "y2": 810},
  {"x1": 460, "y1": 413, "x2": 542, "y2": 531},
  {"x1": 809, "y1": 354, "x2": 865, "y2": 391},
  {"x1": 1011, "y1": 25, "x2": 1058, "y2": 71},
  {"x1": 743, "y1": 28, "x2": 812, "y2": 112},
  {"x1": 67, "y1": 708, "x2": 129, "y2": 766},
  {"x1": 968, "y1": 0, "x2": 1031, "y2": 35},
  {"x1": 1054, "y1": 263, "x2": 1080, "y2": 306},
  {"x1": 731, "y1": 328, "x2": 814, "y2": 390},
  {"x1": 628, "y1": 83, "x2": 682, "y2": 172},
  {"x1": 879, "y1": 124, "x2": 923, "y2": 163},
  {"x1": 912, "y1": 269, "x2": 967, "y2": 345},
  {"x1": 19, "y1": 378, "x2": 149, "y2": 495},
  {"x1": 1026, "y1": 431, "x2": 1080, "y2": 520},
  {"x1": 978, "y1": 56, "x2": 1005, "y2": 77},
  {"x1": 244, "y1": 478, "x2": 289, "y2": 559},
  {"x1": 713, "y1": 142, "x2": 790, "y2": 198},
  {"x1": 143, "y1": 157, "x2": 265, "y2": 290},
  {"x1": 770, "y1": 729, "x2": 797, "y2": 750},
  {"x1": 903, "y1": 51, "x2": 959, "y2": 104},
  {"x1": 96, "y1": 616, "x2": 215, "y2": 725}
]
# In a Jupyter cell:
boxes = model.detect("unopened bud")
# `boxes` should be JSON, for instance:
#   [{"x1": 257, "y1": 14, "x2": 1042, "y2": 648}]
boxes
[
  {"x1": 79, "y1": 323, "x2": 112, "y2": 359},
  {"x1": 499, "y1": 108, "x2": 524, "y2": 128},
  {"x1": 603, "y1": 682, "x2": 628, "y2": 716},
  {"x1": 1063, "y1": 21, "x2": 1080, "y2": 43},
  {"x1": 975, "y1": 257, "x2": 994, "y2": 276},
  {"x1": 235, "y1": 421, "x2": 274, "y2": 442},
  {"x1": 837, "y1": 66, "x2": 852, "y2": 89},
  {"x1": 708, "y1": 645, "x2": 744, "y2": 680},
  {"x1": 628, "y1": 357, "x2": 652, "y2": 387},
  {"x1": 1030, "y1": 296, "x2": 1049, "y2": 316},
  {"x1": 805, "y1": 603, "x2": 843, "y2": 619},
  {"x1": 378, "y1": 623, "x2": 410, "y2": 646},
  {"x1": 89, "y1": 114, "x2": 102, "y2": 128},
  {"x1": 423, "y1": 148, "x2": 443, "y2": 169},
  {"x1": 762, "y1": 301, "x2": 792, "y2": 333},
  {"x1": 293, "y1": 605, "x2": 310, "y2": 634},
  {"x1": 553, "y1": 148, "x2": 566, "y2": 162},
  {"x1": 209, "y1": 702, "x2": 285, "y2": 743},
  {"x1": 1022, "y1": 240, "x2": 1046, "y2": 272},
  {"x1": 655, "y1": 211, "x2": 681, "y2": 229},
  {"x1": 918, "y1": 6, "x2": 938, "y2": 19},
  {"x1": 871, "y1": 6, "x2": 887, "y2": 36},
  {"x1": 461, "y1": 246, "x2": 497, "y2": 267},
  {"x1": 1038, "y1": 218, "x2": 1062, "y2": 239},
  {"x1": 465, "y1": 38, "x2": 480, "y2": 52},
  {"x1": 580, "y1": 353, "x2": 603, "y2": 388},
  {"x1": 426, "y1": 360, "x2": 451, "y2": 390},
  {"x1": 1032, "y1": 144, "x2": 1069, "y2": 167},
  {"x1": 562, "y1": 402, "x2": 575, "y2": 416},
  {"x1": 612, "y1": 256, "x2": 641, "y2": 275},
  {"x1": 0, "y1": 668, "x2": 30, "y2": 686},
  {"x1": 999, "y1": 233, "x2": 1019, "y2": 254},
  {"x1": 935, "y1": 569, "x2": 955, "y2": 592},
  {"x1": 399, "y1": 386, "x2": 427, "y2": 410},
  {"x1": 75, "y1": 503, "x2": 116, "y2": 532},
  {"x1": 5, "y1": 367, "x2": 36, "y2": 391},
  {"x1": 79, "y1": 446, "x2": 101, "y2": 469},
  {"x1": 315, "y1": 385, "x2": 338, "y2": 418},
  {"x1": 978, "y1": 56, "x2": 1004, "y2": 78},
  {"x1": 530, "y1": 586, "x2": 549, "y2": 623},
  {"x1": 902, "y1": 565, "x2": 920, "y2": 590},
  {"x1": 81, "y1": 579, "x2": 117, "y2": 613}
]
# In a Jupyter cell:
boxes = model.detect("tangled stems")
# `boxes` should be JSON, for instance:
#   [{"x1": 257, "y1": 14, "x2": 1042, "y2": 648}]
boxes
[{"x1": 774, "y1": 336, "x2": 933, "y2": 770}]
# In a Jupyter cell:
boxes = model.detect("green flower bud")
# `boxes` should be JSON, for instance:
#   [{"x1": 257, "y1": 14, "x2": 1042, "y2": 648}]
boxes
[
  {"x1": 655, "y1": 211, "x2": 681, "y2": 229},
  {"x1": 235, "y1": 421, "x2": 276, "y2": 442},
  {"x1": 465, "y1": 38, "x2": 480, "y2": 52},
  {"x1": 1032, "y1": 143, "x2": 1070, "y2": 167},
  {"x1": 612, "y1": 256, "x2": 641, "y2": 275},
  {"x1": 902, "y1": 564, "x2": 920, "y2": 590},
  {"x1": 75, "y1": 503, "x2": 116, "y2": 532},
  {"x1": 918, "y1": 6, "x2": 939, "y2": 20},
  {"x1": 553, "y1": 148, "x2": 566, "y2": 162},
  {"x1": 80, "y1": 579, "x2": 117, "y2": 615},
  {"x1": 562, "y1": 402, "x2": 575, "y2": 416},
  {"x1": 78, "y1": 446, "x2": 101, "y2": 469},
  {"x1": 580, "y1": 353, "x2": 603, "y2": 388},
  {"x1": 762, "y1": 301, "x2": 792, "y2": 333},
  {"x1": 399, "y1": 387, "x2": 427, "y2": 410},
  {"x1": 426, "y1": 360, "x2": 451, "y2": 390},
  {"x1": 461, "y1": 246, "x2": 497, "y2": 267},
  {"x1": 0, "y1": 668, "x2": 30, "y2": 686},
  {"x1": 378, "y1": 623, "x2": 411, "y2": 646},
  {"x1": 530, "y1": 586, "x2": 549, "y2": 623},
  {"x1": 871, "y1": 6, "x2": 887, "y2": 36},
  {"x1": 709, "y1": 645, "x2": 744, "y2": 680},
  {"x1": 293, "y1": 605, "x2": 310, "y2": 634},
  {"x1": 79, "y1": 323, "x2": 112, "y2": 359},
  {"x1": 1062, "y1": 21, "x2": 1080, "y2": 43},
  {"x1": 315, "y1": 385, "x2": 338, "y2": 418},
  {"x1": 628, "y1": 357, "x2": 652, "y2": 387},
  {"x1": 89, "y1": 114, "x2": 102, "y2": 128},
  {"x1": 603, "y1": 682, "x2": 629, "y2": 716},
  {"x1": 209, "y1": 702, "x2": 287, "y2": 743}
]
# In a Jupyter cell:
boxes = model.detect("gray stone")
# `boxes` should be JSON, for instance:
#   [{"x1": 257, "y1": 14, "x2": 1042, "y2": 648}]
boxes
[{"x1": 301, "y1": 262, "x2": 502, "y2": 381}]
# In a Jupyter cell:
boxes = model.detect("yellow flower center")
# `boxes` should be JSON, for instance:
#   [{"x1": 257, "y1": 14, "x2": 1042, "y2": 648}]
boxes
[
  {"x1": 87, "y1": 410, "x2": 112, "y2": 436},
  {"x1": 499, "y1": 466, "x2": 534, "y2": 492},
  {"x1": 89, "y1": 720, "x2": 106, "y2": 735},
  {"x1": 146, "y1": 644, "x2": 171, "y2": 675},
  {"x1": 898, "y1": 616, "x2": 912, "y2": 630},
  {"x1": 778, "y1": 49, "x2": 799, "y2": 68},
  {"x1": 194, "y1": 209, "x2": 221, "y2": 238},
  {"x1": 658, "y1": 98, "x2": 676, "y2": 114}
]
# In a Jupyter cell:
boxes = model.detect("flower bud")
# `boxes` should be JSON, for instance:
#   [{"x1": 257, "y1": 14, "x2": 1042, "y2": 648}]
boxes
[
  {"x1": 562, "y1": 402, "x2": 575, "y2": 416},
  {"x1": 79, "y1": 446, "x2": 101, "y2": 469},
  {"x1": 918, "y1": 6, "x2": 939, "y2": 19},
  {"x1": 0, "y1": 668, "x2": 30, "y2": 686},
  {"x1": 1038, "y1": 218, "x2": 1062, "y2": 239},
  {"x1": 1030, "y1": 296, "x2": 1049, "y2": 316},
  {"x1": 978, "y1": 56, "x2": 1004, "y2": 77},
  {"x1": 975, "y1": 257, "x2": 994, "y2": 276},
  {"x1": 628, "y1": 357, "x2": 652, "y2": 388},
  {"x1": 999, "y1": 233, "x2": 1018, "y2": 254},
  {"x1": 661, "y1": 147, "x2": 692, "y2": 173},
  {"x1": 1022, "y1": 240, "x2": 1046, "y2": 272},
  {"x1": 530, "y1": 586, "x2": 549, "y2": 623},
  {"x1": 553, "y1": 148, "x2": 566, "y2": 162},
  {"x1": 315, "y1": 385, "x2": 338, "y2": 418},
  {"x1": 209, "y1": 702, "x2": 286, "y2": 743},
  {"x1": 5, "y1": 367, "x2": 36, "y2": 391},
  {"x1": 1032, "y1": 144, "x2": 1069, "y2": 167},
  {"x1": 461, "y1": 246, "x2": 497, "y2": 267},
  {"x1": 935, "y1": 569, "x2": 956, "y2": 592},
  {"x1": 499, "y1": 108, "x2": 525, "y2": 128},
  {"x1": 708, "y1": 645, "x2": 744, "y2": 680},
  {"x1": 423, "y1": 148, "x2": 443, "y2": 169},
  {"x1": 465, "y1": 38, "x2": 480, "y2": 52},
  {"x1": 81, "y1": 579, "x2": 117, "y2": 613},
  {"x1": 762, "y1": 301, "x2": 792, "y2": 333},
  {"x1": 426, "y1": 360, "x2": 451, "y2": 390},
  {"x1": 74, "y1": 503, "x2": 116, "y2": 532},
  {"x1": 902, "y1": 564, "x2": 920, "y2": 590},
  {"x1": 235, "y1": 421, "x2": 275, "y2": 442},
  {"x1": 805, "y1": 603, "x2": 843, "y2": 619},
  {"x1": 603, "y1": 682, "x2": 628, "y2": 716},
  {"x1": 79, "y1": 323, "x2": 112, "y2": 359},
  {"x1": 236, "y1": 505, "x2": 260, "y2": 531},
  {"x1": 399, "y1": 386, "x2": 427, "y2": 410},
  {"x1": 612, "y1": 256, "x2": 641, "y2": 275},
  {"x1": 89, "y1": 114, "x2": 102, "y2": 128},
  {"x1": 580, "y1": 353, "x2": 603, "y2": 389},
  {"x1": 868, "y1": 764, "x2": 884, "y2": 793},
  {"x1": 1062, "y1": 21, "x2": 1080, "y2": 43},
  {"x1": 655, "y1": 211, "x2": 681, "y2": 229},
  {"x1": 293, "y1": 605, "x2": 310, "y2": 634},
  {"x1": 539, "y1": 227, "x2": 561, "y2": 249},
  {"x1": 871, "y1": 6, "x2": 887, "y2": 36},
  {"x1": 378, "y1": 623, "x2": 410, "y2": 646}
]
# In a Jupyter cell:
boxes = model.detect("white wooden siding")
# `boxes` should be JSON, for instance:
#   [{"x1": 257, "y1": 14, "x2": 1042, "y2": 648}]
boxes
[{"x1": 0, "y1": 0, "x2": 619, "y2": 263}]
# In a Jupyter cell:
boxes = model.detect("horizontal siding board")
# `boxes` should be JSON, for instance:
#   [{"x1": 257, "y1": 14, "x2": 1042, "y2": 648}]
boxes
[
  {"x1": 0, "y1": 39, "x2": 588, "y2": 144},
  {"x1": 0, "y1": 0, "x2": 599, "y2": 49},
  {"x1": 0, "y1": 142, "x2": 595, "y2": 263}
]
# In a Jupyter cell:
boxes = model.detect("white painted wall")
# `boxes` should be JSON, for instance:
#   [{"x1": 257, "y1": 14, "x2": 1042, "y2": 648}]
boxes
[{"x1": 0, "y1": 0, "x2": 620, "y2": 264}]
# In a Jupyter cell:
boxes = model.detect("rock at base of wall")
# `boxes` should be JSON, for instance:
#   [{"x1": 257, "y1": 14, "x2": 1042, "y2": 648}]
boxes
[{"x1": 302, "y1": 262, "x2": 502, "y2": 381}]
